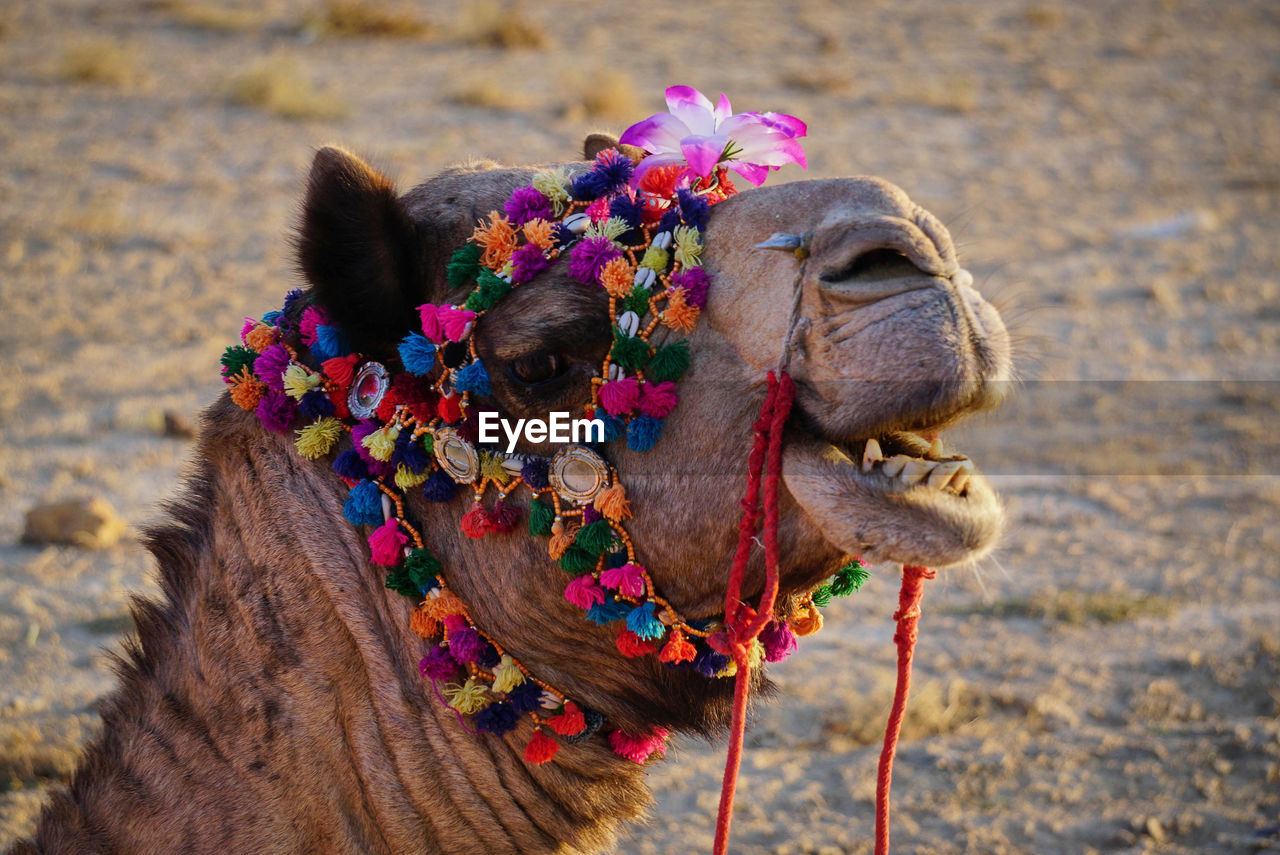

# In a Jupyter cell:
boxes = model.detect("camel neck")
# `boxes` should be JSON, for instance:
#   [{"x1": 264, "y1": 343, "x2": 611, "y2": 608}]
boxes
[{"x1": 14, "y1": 403, "x2": 649, "y2": 855}]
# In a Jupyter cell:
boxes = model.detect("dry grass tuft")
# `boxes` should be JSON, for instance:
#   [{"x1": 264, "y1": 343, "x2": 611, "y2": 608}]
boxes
[
  {"x1": 780, "y1": 67, "x2": 853, "y2": 94},
  {"x1": 228, "y1": 55, "x2": 348, "y2": 120},
  {"x1": 310, "y1": 0, "x2": 430, "y2": 38},
  {"x1": 61, "y1": 40, "x2": 145, "y2": 88},
  {"x1": 449, "y1": 77, "x2": 533, "y2": 111},
  {"x1": 1023, "y1": 3, "x2": 1064, "y2": 29},
  {"x1": 820, "y1": 678, "x2": 991, "y2": 747},
  {"x1": 573, "y1": 70, "x2": 644, "y2": 123},
  {"x1": 893, "y1": 74, "x2": 979, "y2": 113},
  {"x1": 158, "y1": 1, "x2": 270, "y2": 32},
  {"x1": 950, "y1": 588, "x2": 1177, "y2": 625},
  {"x1": 457, "y1": 1, "x2": 549, "y2": 49}
]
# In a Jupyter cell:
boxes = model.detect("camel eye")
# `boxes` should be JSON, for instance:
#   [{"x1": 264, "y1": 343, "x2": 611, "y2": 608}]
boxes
[{"x1": 508, "y1": 351, "x2": 567, "y2": 387}]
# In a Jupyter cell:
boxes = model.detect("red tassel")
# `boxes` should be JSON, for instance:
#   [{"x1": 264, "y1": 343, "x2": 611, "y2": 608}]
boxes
[
  {"x1": 322, "y1": 354, "x2": 360, "y2": 391},
  {"x1": 488, "y1": 499, "x2": 521, "y2": 533},
  {"x1": 616, "y1": 630, "x2": 658, "y2": 658},
  {"x1": 460, "y1": 503, "x2": 493, "y2": 539},
  {"x1": 659, "y1": 630, "x2": 696, "y2": 664},
  {"x1": 547, "y1": 701, "x2": 586, "y2": 736},
  {"x1": 524, "y1": 729, "x2": 559, "y2": 764},
  {"x1": 438, "y1": 393, "x2": 463, "y2": 424}
]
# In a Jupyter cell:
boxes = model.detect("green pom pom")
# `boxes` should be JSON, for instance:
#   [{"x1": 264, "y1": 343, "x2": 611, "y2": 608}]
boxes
[
  {"x1": 403, "y1": 548, "x2": 441, "y2": 588},
  {"x1": 811, "y1": 585, "x2": 833, "y2": 608},
  {"x1": 420, "y1": 432, "x2": 434, "y2": 454},
  {"x1": 528, "y1": 498, "x2": 554, "y2": 537},
  {"x1": 558, "y1": 545, "x2": 597, "y2": 574},
  {"x1": 385, "y1": 563, "x2": 420, "y2": 599},
  {"x1": 447, "y1": 243, "x2": 483, "y2": 291},
  {"x1": 621, "y1": 286, "x2": 650, "y2": 317},
  {"x1": 830, "y1": 560, "x2": 869, "y2": 597},
  {"x1": 647, "y1": 341, "x2": 690, "y2": 382},
  {"x1": 220, "y1": 345, "x2": 259, "y2": 378},
  {"x1": 465, "y1": 269, "x2": 512, "y2": 311},
  {"x1": 575, "y1": 520, "x2": 617, "y2": 556},
  {"x1": 610, "y1": 330, "x2": 651, "y2": 371}
]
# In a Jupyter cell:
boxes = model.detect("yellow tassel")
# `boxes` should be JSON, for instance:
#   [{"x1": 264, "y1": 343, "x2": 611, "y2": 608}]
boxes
[
  {"x1": 548, "y1": 521, "x2": 573, "y2": 560},
  {"x1": 394, "y1": 464, "x2": 430, "y2": 489},
  {"x1": 491, "y1": 654, "x2": 525, "y2": 694},
  {"x1": 593, "y1": 483, "x2": 631, "y2": 522},
  {"x1": 362, "y1": 425, "x2": 399, "y2": 462},
  {"x1": 531, "y1": 168, "x2": 570, "y2": 215},
  {"x1": 715, "y1": 659, "x2": 738, "y2": 679},
  {"x1": 673, "y1": 225, "x2": 703, "y2": 267},
  {"x1": 410, "y1": 605, "x2": 439, "y2": 639},
  {"x1": 294, "y1": 417, "x2": 343, "y2": 459},
  {"x1": 480, "y1": 452, "x2": 510, "y2": 483},
  {"x1": 748, "y1": 639, "x2": 765, "y2": 669},
  {"x1": 282, "y1": 364, "x2": 321, "y2": 400},
  {"x1": 585, "y1": 216, "x2": 629, "y2": 241},
  {"x1": 445, "y1": 678, "x2": 490, "y2": 715}
]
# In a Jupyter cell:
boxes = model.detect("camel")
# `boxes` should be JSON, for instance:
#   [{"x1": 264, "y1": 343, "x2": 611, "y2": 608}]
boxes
[{"x1": 8, "y1": 128, "x2": 1010, "y2": 854}]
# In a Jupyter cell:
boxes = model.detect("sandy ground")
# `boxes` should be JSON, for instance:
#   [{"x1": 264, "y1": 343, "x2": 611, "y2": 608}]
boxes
[{"x1": 1, "y1": 0, "x2": 1278, "y2": 852}]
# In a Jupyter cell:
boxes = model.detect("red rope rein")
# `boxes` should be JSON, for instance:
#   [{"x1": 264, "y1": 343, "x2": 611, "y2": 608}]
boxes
[{"x1": 710, "y1": 368, "x2": 934, "y2": 855}]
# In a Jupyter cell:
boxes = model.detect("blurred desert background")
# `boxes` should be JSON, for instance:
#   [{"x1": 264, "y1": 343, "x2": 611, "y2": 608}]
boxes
[{"x1": 1, "y1": 0, "x2": 1278, "y2": 852}]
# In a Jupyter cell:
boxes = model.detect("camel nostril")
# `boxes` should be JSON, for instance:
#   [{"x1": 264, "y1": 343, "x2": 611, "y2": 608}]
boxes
[{"x1": 820, "y1": 247, "x2": 922, "y2": 285}]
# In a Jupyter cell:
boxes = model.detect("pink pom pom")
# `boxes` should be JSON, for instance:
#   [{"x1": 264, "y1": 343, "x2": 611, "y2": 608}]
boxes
[
  {"x1": 417, "y1": 303, "x2": 444, "y2": 342},
  {"x1": 240, "y1": 317, "x2": 258, "y2": 344},
  {"x1": 299, "y1": 306, "x2": 328, "y2": 346},
  {"x1": 585, "y1": 197, "x2": 611, "y2": 223},
  {"x1": 599, "y1": 376, "x2": 640, "y2": 416},
  {"x1": 637, "y1": 381, "x2": 678, "y2": 418},
  {"x1": 564, "y1": 575, "x2": 606, "y2": 609},
  {"x1": 599, "y1": 563, "x2": 645, "y2": 598},
  {"x1": 759, "y1": 619, "x2": 798, "y2": 662},
  {"x1": 438, "y1": 306, "x2": 477, "y2": 342},
  {"x1": 608, "y1": 727, "x2": 669, "y2": 764},
  {"x1": 368, "y1": 519, "x2": 407, "y2": 566}
]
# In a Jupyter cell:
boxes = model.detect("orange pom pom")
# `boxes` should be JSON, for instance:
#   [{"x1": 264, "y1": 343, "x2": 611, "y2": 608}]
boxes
[
  {"x1": 423, "y1": 590, "x2": 466, "y2": 621},
  {"x1": 548, "y1": 522, "x2": 574, "y2": 560},
  {"x1": 410, "y1": 605, "x2": 440, "y2": 639},
  {"x1": 473, "y1": 212, "x2": 518, "y2": 270},
  {"x1": 524, "y1": 729, "x2": 559, "y2": 764},
  {"x1": 244, "y1": 324, "x2": 276, "y2": 353},
  {"x1": 791, "y1": 603, "x2": 824, "y2": 637},
  {"x1": 522, "y1": 219, "x2": 554, "y2": 251},
  {"x1": 658, "y1": 630, "x2": 696, "y2": 664},
  {"x1": 661, "y1": 288, "x2": 699, "y2": 332},
  {"x1": 599, "y1": 257, "x2": 636, "y2": 299},
  {"x1": 228, "y1": 368, "x2": 265, "y2": 410}
]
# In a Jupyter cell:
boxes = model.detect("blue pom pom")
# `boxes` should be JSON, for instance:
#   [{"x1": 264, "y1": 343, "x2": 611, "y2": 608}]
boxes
[
  {"x1": 333, "y1": 448, "x2": 369, "y2": 481},
  {"x1": 520, "y1": 457, "x2": 550, "y2": 490},
  {"x1": 313, "y1": 325, "x2": 351, "y2": 362},
  {"x1": 593, "y1": 408, "x2": 625, "y2": 442},
  {"x1": 506, "y1": 680, "x2": 543, "y2": 713},
  {"x1": 281, "y1": 288, "x2": 306, "y2": 316},
  {"x1": 454, "y1": 360, "x2": 491, "y2": 396},
  {"x1": 586, "y1": 596, "x2": 631, "y2": 626},
  {"x1": 262, "y1": 310, "x2": 283, "y2": 326},
  {"x1": 626, "y1": 601, "x2": 665, "y2": 640},
  {"x1": 343, "y1": 480, "x2": 384, "y2": 526},
  {"x1": 693, "y1": 647, "x2": 730, "y2": 678},
  {"x1": 472, "y1": 701, "x2": 520, "y2": 735},
  {"x1": 552, "y1": 223, "x2": 574, "y2": 247},
  {"x1": 393, "y1": 430, "x2": 430, "y2": 474},
  {"x1": 398, "y1": 333, "x2": 437, "y2": 377},
  {"x1": 626, "y1": 415, "x2": 664, "y2": 453},
  {"x1": 421, "y1": 469, "x2": 458, "y2": 502},
  {"x1": 609, "y1": 195, "x2": 644, "y2": 229},
  {"x1": 571, "y1": 170, "x2": 610, "y2": 200},
  {"x1": 298, "y1": 389, "x2": 335, "y2": 420},
  {"x1": 657, "y1": 209, "x2": 681, "y2": 234}
]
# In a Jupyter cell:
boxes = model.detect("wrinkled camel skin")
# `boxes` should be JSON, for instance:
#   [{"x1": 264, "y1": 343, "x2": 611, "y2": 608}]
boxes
[{"x1": 10, "y1": 142, "x2": 1010, "y2": 855}]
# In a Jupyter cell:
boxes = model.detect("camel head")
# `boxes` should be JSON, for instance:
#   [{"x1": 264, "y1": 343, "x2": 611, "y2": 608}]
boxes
[{"x1": 279, "y1": 124, "x2": 1010, "y2": 740}]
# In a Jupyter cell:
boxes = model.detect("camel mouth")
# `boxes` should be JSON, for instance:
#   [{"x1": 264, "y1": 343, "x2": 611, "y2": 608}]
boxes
[{"x1": 831, "y1": 429, "x2": 976, "y2": 497}]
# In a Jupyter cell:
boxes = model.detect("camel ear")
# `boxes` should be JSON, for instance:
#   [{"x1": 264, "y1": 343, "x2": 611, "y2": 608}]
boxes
[
  {"x1": 297, "y1": 146, "x2": 423, "y2": 356},
  {"x1": 582, "y1": 133, "x2": 646, "y2": 164}
]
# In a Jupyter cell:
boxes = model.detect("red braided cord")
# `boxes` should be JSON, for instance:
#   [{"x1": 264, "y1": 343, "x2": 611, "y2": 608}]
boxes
[
  {"x1": 874, "y1": 564, "x2": 936, "y2": 855},
  {"x1": 713, "y1": 372, "x2": 794, "y2": 855}
]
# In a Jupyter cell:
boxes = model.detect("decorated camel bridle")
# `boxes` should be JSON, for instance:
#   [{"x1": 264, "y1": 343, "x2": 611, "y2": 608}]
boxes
[{"x1": 219, "y1": 86, "x2": 930, "y2": 855}]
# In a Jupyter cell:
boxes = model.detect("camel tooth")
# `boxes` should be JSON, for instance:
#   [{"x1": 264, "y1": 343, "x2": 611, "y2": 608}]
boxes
[
  {"x1": 900, "y1": 458, "x2": 934, "y2": 486},
  {"x1": 949, "y1": 466, "x2": 972, "y2": 495},
  {"x1": 927, "y1": 460, "x2": 963, "y2": 489},
  {"x1": 881, "y1": 455, "x2": 910, "y2": 477},
  {"x1": 862, "y1": 438, "x2": 883, "y2": 473},
  {"x1": 928, "y1": 437, "x2": 944, "y2": 458}
]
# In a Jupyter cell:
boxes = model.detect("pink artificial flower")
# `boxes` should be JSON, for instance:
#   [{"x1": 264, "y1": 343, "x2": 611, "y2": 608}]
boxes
[{"x1": 620, "y1": 86, "x2": 807, "y2": 187}]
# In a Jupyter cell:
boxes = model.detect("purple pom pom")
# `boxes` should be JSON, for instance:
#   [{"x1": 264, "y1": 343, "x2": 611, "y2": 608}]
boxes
[
  {"x1": 510, "y1": 243, "x2": 550, "y2": 285},
  {"x1": 657, "y1": 208, "x2": 681, "y2": 234},
  {"x1": 298, "y1": 388, "x2": 335, "y2": 420},
  {"x1": 255, "y1": 390, "x2": 296, "y2": 434},
  {"x1": 254, "y1": 344, "x2": 292, "y2": 392},
  {"x1": 448, "y1": 627, "x2": 486, "y2": 664},
  {"x1": 677, "y1": 189, "x2": 709, "y2": 230},
  {"x1": 422, "y1": 469, "x2": 457, "y2": 502},
  {"x1": 608, "y1": 195, "x2": 644, "y2": 229},
  {"x1": 693, "y1": 647, "x2": 730, "y2": 678},
  {"x1": 520, "y1": 457, "x2": 550, "y2": 489},
  {"x1": 503, "y1": 186, "x2": 552, "y2": 226},
  {"x1": 758, "y1": 620, "x2": 798, "y2": 663},
  {"x1": 419, "y1": 645, "x2": 459, "y2": 681},
  {"x1": 506, "y1": 680, "x2": 543, "y2": 713},
  {"x1": 569, "y1": 237, "x2": 623, "y2": 285},
  {"x1": 582, "y1": 504, "x2": 602, "y2": 525},
  {"x1": 333, "y1": 448, "x2": 370, "y2": 481},
  {"x1": 669, "y1": 266, "x2": 710, "y2": 309}
]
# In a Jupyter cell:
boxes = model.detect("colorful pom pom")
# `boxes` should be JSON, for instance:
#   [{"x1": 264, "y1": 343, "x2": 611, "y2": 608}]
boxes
[
  {"x1": 564, "y1": 574, "x2": 605, "y2": 610},
  {"x1": 615, "y1": 629, "x2": 658, "y2": 657},
  {"x1": 524, "y1": 729, "x2": 559, "y2": 764},
  {"x1": 599, "y1": 376, "x2": 641, "y2": 416},
  {"x1": 626, "y1": 601, "x2": 666, "y2": 640},
  {"x1": 637, "y1": 381, "x2": 678, "y2": 418},
  {"x1": 659, "y1": 630, "x2": 697, "y2": 664},
  {"x1": 454, "y1": 360, "x2": 491, "y2": 396},
  {"x1": 420, "y1": 645, "x2": 459, "y2": 681},
  {"x1": 608, "y1": 728, "x2": 668, "y2": 764},
  {"x1": 343, "y1": 479, "x2": 384, "y2": 526},
  {"x1": 368, "y1": 519, "x2": 407, "y2": 566},
  {"x1": 295, "y1": 417, "x2": 343, "y2": 459},
  {"x1": 759, "y1": 620, "x2": 798, "y2": 663},
  {"x1": 625, "y1": 415, "x2": 664, "y2": 452},
  {"x1": 547, "y1": 701, "x2": 586, "y2": 737},
  {"x1": 600, "y1": 562, "x2": 645, "y2": 598},
  {"x1": 399, "y1": 333, "x2": 437, "y2": 376}
]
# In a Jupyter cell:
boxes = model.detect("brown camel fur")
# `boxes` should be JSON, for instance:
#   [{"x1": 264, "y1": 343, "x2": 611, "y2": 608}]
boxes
[{"x1": 8, "y1": 140, "x2": 1010, "y2": 854}]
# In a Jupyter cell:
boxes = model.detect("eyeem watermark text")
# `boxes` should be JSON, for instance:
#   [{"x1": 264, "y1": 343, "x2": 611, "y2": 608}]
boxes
[{"x1": 477, "y1": 411, "x2": 604, "y2": 453}]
